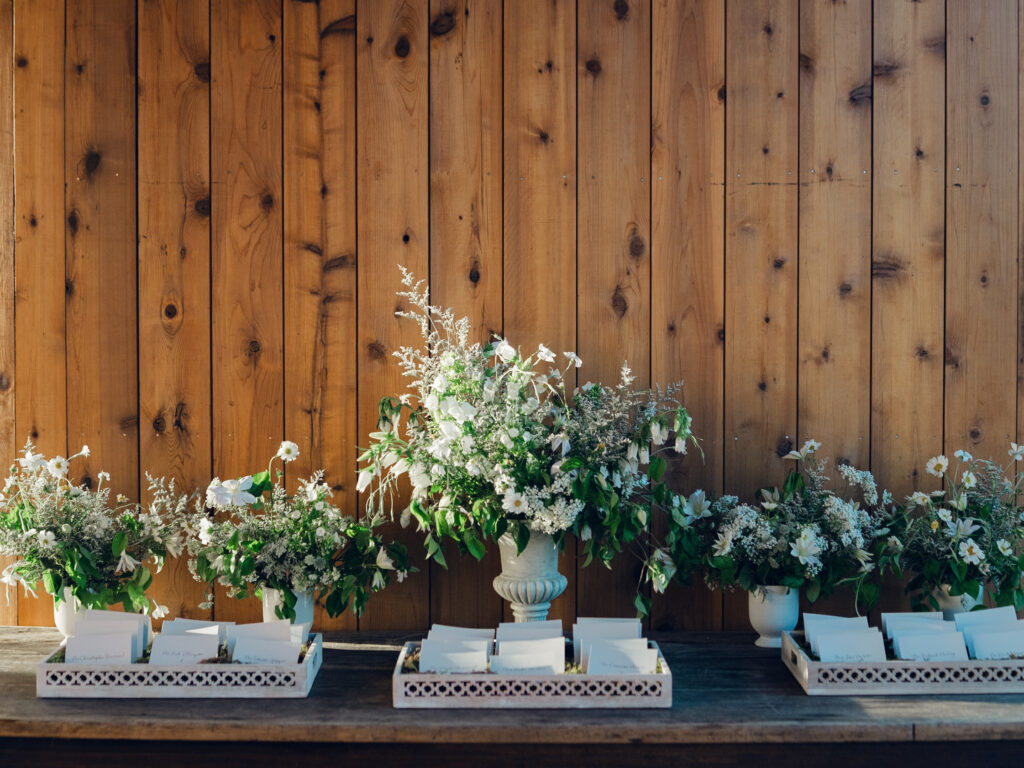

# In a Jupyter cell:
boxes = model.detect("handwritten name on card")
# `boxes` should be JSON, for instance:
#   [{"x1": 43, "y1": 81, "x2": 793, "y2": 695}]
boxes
[
  {"x1": 815, "y1": 630, "x2": 887, "y2": 663},
  {"x1": 65, "y1": 633, "x2": 134, "y2": 665},
  {"x1": 149, "y1": 634, "x2": 220, "y2": 666}
]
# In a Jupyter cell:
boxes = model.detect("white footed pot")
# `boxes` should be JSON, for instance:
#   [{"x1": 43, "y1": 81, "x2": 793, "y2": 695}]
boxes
[
  {"x1": 52, "y1": 586, "x2": 82, "y2": 640},
  {"x1": 261, "y1": 588, "x2": 315, "y2": 626},
  {"x1": 748, "y1": 585, "x2": 799, "y2": 648},
  {"x1": 932, "y1": 584, "x2": 984, "y2": 621},
  {"x1": 493, "y1": 532, "x2": 567, "y2": 622}
]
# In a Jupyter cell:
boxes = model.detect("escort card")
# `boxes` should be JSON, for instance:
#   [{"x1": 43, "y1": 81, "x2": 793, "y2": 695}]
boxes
[
  {"x1": 962, "y1": 621, "x2": 1024, "y2": 658},
  {"x1": 585, "y1": 638, "x2": 657, "y2": 675},
  {"x1": 149, "y1": 633, "x2": 220, "y2": 665},
  {"x1": 73, "y1": 617, "x2": 144, "y2": 660},
  {"x1": 970, "y1": 627, "x2": 1024, "y2": 660},
  {"x1": 226, "y1": 621, "x2": 293, "y2": 654},
  {"x1": 953, "y1": 606, "x2": 1017, "y2": 632},
  {"x1": 894, "y1": 631, "x2": 968, "y2": 661},
  {"x1": 496, "y1": 621, "x2": 562, "y2": 642},
  {"x1": 492, "y1": 636, "x2": 565, "y2": 675},
  {"x1": 419, "y1": 639, "x2": 489, "y2": 674},
  {"x1": 82, "y1": 609, "x2": 152, "y2": 648},
  {"x1": 881, "y1": 611, "x2": 944, "y2": 637},
  {"x1": 65, "y1": 632, "x2": 134, "y2": 665},
  {"x1": 161, "y1": 618, "x2": 234, "y2": 646},
  {"x1": 428, "y1": 624, "x2": 496, "y2": 641},
  {"x1": 572, "y1": 620, "x2": 642, "y2": 664},
  {"x1": 232, "y1": 637, "x2": 300, "y2": 665},
  {"x1": 815, "y1": 629, "x2": 887, "y2": 663},
  {"x1": 802, "y1": 614, "x2": 869, "y2": 656}
]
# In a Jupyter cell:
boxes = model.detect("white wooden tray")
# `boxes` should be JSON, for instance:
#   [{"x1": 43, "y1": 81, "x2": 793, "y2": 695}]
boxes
[
  {"x1": 392, "y1": 640, "x2": 672, "y2": 708},
  {"x1": 783, "y1": 630, "x2": 1024, "y2": 695},
  {"x1": 36, "y1": 633, "x2": 323, "y2": 698}
]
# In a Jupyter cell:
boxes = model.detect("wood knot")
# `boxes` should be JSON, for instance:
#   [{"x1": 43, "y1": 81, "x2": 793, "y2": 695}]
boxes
[
  {"x1": 164, "y1": 303, "x2": 178, "y2": 319},
  {"x1": 944, "y1": 346, "x2": 960, "y2": 369},
  {"x1": 65, "y1": 278, "x2": 74, "y2": 296},
  {"x1": 763, "y1": 23, "x2": 772, "y2": 35},
  {"x1": 0, "y1": 373, "x2": 10, "y2": 391},
  {"x1": 468, "y1": 264, "x2": 480, "y2": 284},
  {"x1": 246, "y1": 339, "x2": 262, "y2": 358},
  {"x1": 67, "y1": 211, "x2": 79, "y2": 236},
  {"x1": 799, "y1": 53, "x2": 813, "y2": 70},
  {"x1": 402, "y1": 233, "x2": 410, "y2": 243},
  {"x1": 174, "y1": 402, "x2": 189, "y2": 434},
  {"x1": 717, "y1": 85, "x2": 726, "y2": 103},
  {"x1": 84, "y1": 150, "x2": 101, "y2": 177},
  {"x1": 368, "y1": 341, "x2": 387, "y2": 360},
  {"x1": 538, "y1": 130, "x2": 549, "y2": 143},
  {"x1": 979, "y1": 92, "x2": 990, "y2": 107},
  {"x1": 776, "y1": 436, "x2": 793, "y2": 457},
  {"x1": 75, "y1": 63, "x2": 84, "y2": 75},
  {"x1": 585, "y1": 58, "x2": 602, "y2": 75},
  {"x1": 757, "y1": 381, "x2": 767, "y2": 392},
  {"x1": 873, "y1": 61, "x2": 899, "y2": 78},
  {"x1": 628, "y1": 235, "x2": 645, "y2": 258},
  {"x1": 320, "y1": 184, "x2": 328, "y2": 198},
  {"x1": 776, "y1": 91, "x2": 784, "y2": 99},
  {"x1": 872, "y1": 255, "x2": 904, "y2": 279},
  {"x1": 825, "y1": 164, "x2": 833, "y2": 178},
  {"x1": 838, "y1": 282, "x2": 852, "y2": 295},
  {"x1": 152, "y1": 414, "x2": 166, "y2": 434},
  {"x1": 260, "y1": 193, "x2": 274, "y2": 212},
  {"x1": 848, "y1": 83, "x2": 871, "y2": 104},
  {"x1": 915, "y1": 147, "x2": 924, "y2": 158},
  {"x1": 610, "y1": 286, "x2": 628, "y2": 319},
  {"x1": 763, "y1": 315, "x2": 770, "y2": 324},
  {"x1": 430, "y1": 11, "x2": 456, "y2": 36},
  {"x1": 821, "y1": 347, "x2": 830, "y2": 361},
  {"x1": 30, "y1": 428, "x2": 38, "y2": 439},
  {"x1": 667, "y1": 323, "x2": 676, "y2": 334},
  {"x1": 717, "y1": 327, "x2": 725, "y2": 342},
  {"x1": 304, "y1": 242, "x2": 323, "y2": 256},
  {"x1": 915, "y1": 346, "x2": 929, "y2": 360},
  {"x1": 969, "y1": 428, "x2": 981, "y2": 441},
  {"x1": 81, "y1": 475, "x2": 93, "y2": 490},
  {"x1": 979, "y1": 273, "x2": 988, "y2": 285},
  {"x1": 366, "y1": 36, "x2": 373, "y2": 44},
  {"x1": 323, "y1": 254, "x2": 354, "y2": 271},
  {"x1": 194, "y1": 197, "x2": 211, "y2": 217},
  {"x1": 15, "y1": 57, "x2": 27, "y2": 68},
  {"x1": 394, "y1": 35, "x2": 410, "y2": 58},
  {"x1": 545, "y1": 60, "x2": 553, "y2": 71},
  {"x1": 29, "y1": 214, "x2": 37, "y2": 228},
  {"x1": 762, "y1": 146, "x2": 769, "y2": 155},
  {"x1": 613, "y1": 0, "x2": 629, "y2": 20},
  {"x1": 193, "y1": 61, "x2": 211, "y2": 83},
  {"x1": 322, "y1": 15, "x2": 355, "y2": 38}
]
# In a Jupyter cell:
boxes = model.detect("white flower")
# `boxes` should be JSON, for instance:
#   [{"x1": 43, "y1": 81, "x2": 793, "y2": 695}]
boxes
[
  {"x1": 220, "y1": 477, "x2": 257, "y2": 507},
  {"x1": 946, "y1": 517, "x2": 981, "y2": 539},
  {"x1": 356, "y1": 467, "x2": 375, "y2": 493},
  {"x1": 376, "y1": 548, "x2": 395, "y2": 571},
  {"x1": 432, "y1": 374, "x2": 448, "y2": 394},
  {"x1": 440, "y1": 420, "x2": 462, "y2": 440},
  {"x1": 424, "y1": 393, "x2": 439, "y2": 411},
  {"x1": 801, "y1": 439, "x2": 821, "y2": 455},
  {"x1": 276, "y1": 440, "x2": 300, "y2": 463},
  {"x1": 198, "y1": 517, "x2": 213, "y2": 545},
  {"x1": 954, "y1": 449, "x2": 972, "y2": 462},
  {"x1": 791, "y1": 529, "x2": 822, "y2": 566},
  {"x1": 925, "y1": 455, "x2": 948, "y2": 477},
  {"x1": 997, "y1": 539, "x2": 1013, "y2": 557},
  {"x1": 97, "y1": 470, "x2": 110, "y2": 484},
  {"x1": 937, "y1": 508, "x2": 953, "y2": 524},
  {"x1": 907, "y1": 491, "x2": 930, "y2": 508},
  {"x1": 396, "y1": 570, "x2": 408, "y2": 583},
  {"x1": 502, "y1": 490, "x2": 528, "y2": 516},
  {"x1": 1010, "y1": 443, "x2": 1024, "y2": 462},
  {"x1": 674, "y1": 436, "x2": 687, "y2": 454},
  {"x1": 315, "y1": 526, "x2": 326, "y2": 539},
  {"x1": 627, "y1": 443, "x2": 639, "y2": 461},
  {"x1": 683, "y1": 490, "x2": 711, "y2": 525},
  {"x1": 18, "y1": 450, "x2": 46, "y2": 472},
  {"x1": 580, "y1": 524, "x2": 592, "y2": 541},
  {"x1": 650, "y1": 421, "x2": 667, "y2": 446},
  {"x1": 151, "y1": 600, "x2": 169, "y2": 620},
  {"x1": 46, "y1": 456, "x2": 68, "y2": 479},
  {"x1": 886, "y1": 536, "x2": 903, "y2": 552},
  {"x1": 712, "y1": 531, "x2": 734, "y2": 557},
  {"x1": 959, "y1": 538, "x2": 984, "y2": 565},
  {"x1": 536, "y1": 344, "x2": 555, "y2": 362},
  {"x1": 951, "y1": 493, "x2": 968, "y2": 511},
  {"x1": 563, "y1": 351, "x2": 583, "y2": 368},
  {"x1": 372, "y1": 570, "x2": 387, "y2": 590},
  {"x1": 495, "y1": 339, "x2": 516, "y2": 362},
  {"x1": 36, "y1": 530, "x2": 56, "y2": 548},
  {"x1": 116, "y1": 550, "x2": 141, "y2": 574},
  {"x1": 961, "y1": 470, "x2": 977, "y2": 489},
  {"x1": 79, "y1": 445, "x2": 90, "y2": 457},
  {"x1": 639, "y1": 448, "x2": 650, "y2": 465}
]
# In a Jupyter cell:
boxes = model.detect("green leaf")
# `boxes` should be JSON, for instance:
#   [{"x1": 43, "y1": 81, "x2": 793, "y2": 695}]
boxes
[
  {"x1": 42, "y1": 570, "x2": 60, "y2": 597},
  {"x1": 648, "y1": 457, "x2": 667, "y2": 482},
  {"x1": 805, "y1": 579, "x2": 821, "y2": 604},
  {"x1": 633, "y1": 592, "x2": 651, "y2": 618},
  {"x1": 461, "y1": 529, "x2": 486, "y2": 561},
  {"x1": 111, "y1": 531, "x2": 127, "y2": 557},
  {"x1": 514, "y1": 524, "x2": 531, "y2": 555}
]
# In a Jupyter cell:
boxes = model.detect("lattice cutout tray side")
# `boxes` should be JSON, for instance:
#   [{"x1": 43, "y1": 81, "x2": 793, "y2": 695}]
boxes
[
  {"x1": 783, "y1": 631, "x2": 1024, "y2": 696},
  {"x1": 36, "y1": 633, "x2": 323, "y2": 698},
  {"x1": 392, "y1": 641, "x2": 672, "y2": 709}
]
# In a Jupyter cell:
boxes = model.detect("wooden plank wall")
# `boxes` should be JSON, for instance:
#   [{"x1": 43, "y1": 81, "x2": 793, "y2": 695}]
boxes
[{"x1": 3, "y1": 0, "x2": 1023, "y2": 632}]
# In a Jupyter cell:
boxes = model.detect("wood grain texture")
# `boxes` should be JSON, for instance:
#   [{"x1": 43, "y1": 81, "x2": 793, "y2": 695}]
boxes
[
  {"x1": 798, "y1": 0, "x2": 871, "y2": 467},
  {"x1": 575, "y1": 0, "x2": 650, "y2": 620},
  {"x1": 871, "y1": 0, "x2": 945, "y2": 500},
  {"x1": 944, "y1": 0, "x2": 1017, "y2": 460},
  {"x1": 723, "y1": 0, "x2": 799, "y2": 630},
  {"x1": 137, "y1": 0, "x2": 212, "y2": 623},
  {"x1": 210, "y1": 0, "x2": 283, "y2": 624},
  {"x1": 14, "y1": 0, "x2": 66, "y2": 628},
  {"x1": 1019, "y1": 0, "x2": 1024, "y2": 456},
  {"x1": 356, "y1": 0, "x2": 430, "y2": 631},
  {"x1": 284, "y1": 0, "x2": 358, "y2": 632},
  {"x1": 650, "y1": 0, "x2": 725, "y2": 632},
  {"x1": 503, "y1": 0, "x2": 577, "y2": 629},
  {"x1": 0, "y1": 0, "x2": 15, "y2": 627},
  {"x1": 428, "y1": 0, "x2": 504, "y2": 629}
]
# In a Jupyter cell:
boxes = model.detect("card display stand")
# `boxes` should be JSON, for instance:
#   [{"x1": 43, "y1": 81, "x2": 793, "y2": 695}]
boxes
[
  {"x1": 783, "y1": 630, "x2": 1024, "y2": 695},
  {"x1": 36, "y1": 633, "x2": 323, "y2": 699},
  {"x1": 392, "y1": 640, "x2": 672, "y2": 709}
]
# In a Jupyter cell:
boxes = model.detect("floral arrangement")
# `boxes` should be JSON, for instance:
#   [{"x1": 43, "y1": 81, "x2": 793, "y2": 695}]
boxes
[
  {"x1": 684, "y1": 440, "x2": 893, "y2": 610},
  {"x1": 186, "y1": 441, "x2": 411, "y2": 620},
  {"x1": 884, "y1": 447, "x2": 1024, "y2": 611},
  {"x1": 357, "y1": 270, "x2": 698, "y2": 615},
  {"x1": 0, "y1": 442, "x2": 186, "y2": 616}
]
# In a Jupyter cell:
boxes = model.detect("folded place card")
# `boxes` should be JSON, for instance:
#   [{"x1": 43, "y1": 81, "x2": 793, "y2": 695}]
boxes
[
  {"x1": 953, "y1": 606, "x2": 1017, "y2": 632},
  {"x1": 815, "y1": 629, "x2": 887, "y2": 663},
  {"x1": 492, "y1": 636, "x2": 565, "y2": 675},
  {"x1": 496, "y1": 621, "x2": 563, "y2": 643},
  {"x1": 232, "y1": 637, "x2": 300, "y2": 665},
  {"x1": 572, "y1": 620, "x2": 642, "y2": 664},
  {"x1": 73, "y1": 617, "x2": 144, "y2": 660},
  {"x1": 149, "y1": 633, "x2": 220, "y2": 665},
  {"x1": 894, "y1": 631, "x2": 968, "y2": 661},
  {"x1": 881, "y1": 611, "x2": 944, "y2": 637},
  {"x1": 65, "y1": 632, "x2": 134, "y2": 665},
  {"x1": 226, "y1": 621, "x2": 293, "y2": 655},
  {"x1": 419, "y1": 639, "x2": 489, "y2": 674},
  {"x1": 970, "y1": 628, "x2": 1024, "y2": 660},
  {"x1": 962, "y1": 621, "x2": 1024, "y2": 658},
  {"x1": 428, "y1": 624, "x2": 496, "y2": 641},
  {"x1": 290, "y1": 622, "x2": 312, "y2": 646},
  {"x1": 82, "y1": 609, "x2": 153, "y2": 648},
  {"x1": 161, "y1": 618, "x2": 234, "y2": 645},
  {"x1": 802, "y1": 614, "x2": 869, "y2": 656},
  {"x1": 883, "y1": 615, "x2": 949, "y2": 640},
  {"x1": 585, "y1": 638, "x2": 657, "y2": 675}
]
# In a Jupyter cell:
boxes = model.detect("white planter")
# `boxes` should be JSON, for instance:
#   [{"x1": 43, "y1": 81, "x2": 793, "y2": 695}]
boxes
[
  {"x1": 932, "y1": 584, "x2": 984, "y2": 620},
  {"x1": 261, "y1": 588, "x2": 315, "y2": 626},
  {"x1": 52, "y1": 587, "x2": 82, "y2": 640},
  {"x1": 492, "y1": 532, "x2": 567, "y2": 622},
  {"x1": 748, "y1": 585, "x2": 799, "y2": 648}
]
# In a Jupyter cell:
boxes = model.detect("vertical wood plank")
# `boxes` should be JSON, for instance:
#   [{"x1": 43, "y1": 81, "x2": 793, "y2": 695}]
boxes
[
  {"x1": 65, "y1": 1, "x2": 139, "y2": 498},
  {"x1": 14, "y1": 0, "x2": 66, "y2": 627},
  {"x1": 723, "y1": 0, "x2": 798, "y2": 630},
  {"x1": 945, "y1": 1, "x2": 1017, "y2": 461},
  {"x1": 284, "y1": 0, "x2": 358, "y2": 632},
  {"x1": 1019, "y1": 0, "x2": 1024, "y2": 457},
  {"x1": 650, "y1": 0, "x2": 725, "y2": 631},
  {"x1": 798, "y1": 0, "x2": 871, "y2": 466},
  {"x1": 428, "y1": 0, "x2": 504, "y2": 629},
  {"x1": 357, "y1": 0, "x2": 430, "y2": 631},
  {"x1": 138, "y1": 0, "x2": 212, "y2": 623},
  {"x1": 576, "y1": 0, "x2": 650, "y2": 619},
  {"x1": 871, "y1": 0, "x2": 945, "y2": 501},
  {"x1": 211, "y1": 0, "x2": 283, "y2": 624},
  {"x1": 0, "y1": 0, "x2": 15, "y2": 626},
  {"x1": 503, "y1": 0, "x2": 577, "y2": 628}
]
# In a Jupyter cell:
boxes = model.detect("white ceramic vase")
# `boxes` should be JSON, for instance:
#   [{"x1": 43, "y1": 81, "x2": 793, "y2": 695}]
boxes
[
  {"x1": 261, "y1": 588, "x2": 315, "y2": 626},
  {"x1": 748, "y1": 585, "x2": 799, "y2": 648},
  {"x1": 932, "y1": 584, "x2": 984, "y2": 620},
  {"x1": 52, "y1": 586, "x2": 82, "y2": 639},
  {"x1": 492, "y1": 532, "x2": 567, "y2": 622}
]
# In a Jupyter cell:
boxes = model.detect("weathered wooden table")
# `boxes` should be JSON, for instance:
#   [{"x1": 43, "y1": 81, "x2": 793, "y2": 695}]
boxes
[{"x1": 2, "y1": 626, "x2": 1024, "y2": 767}]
